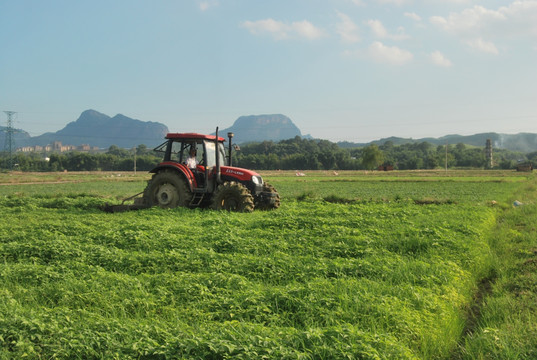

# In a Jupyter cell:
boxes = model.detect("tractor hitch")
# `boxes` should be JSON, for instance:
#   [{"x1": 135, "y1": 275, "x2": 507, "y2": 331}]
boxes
[{"x1": 102, "y1": 192, "x2": 151, "y2": 213}]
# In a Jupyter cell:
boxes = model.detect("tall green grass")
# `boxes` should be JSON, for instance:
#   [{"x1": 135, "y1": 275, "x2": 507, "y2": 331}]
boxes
[{"x1": 0, "y1": 172, "x2": 529, "y2": 358}]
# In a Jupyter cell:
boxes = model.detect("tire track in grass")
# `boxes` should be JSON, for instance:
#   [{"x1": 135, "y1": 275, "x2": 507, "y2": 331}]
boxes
[
  {"x1": 455, "y1": 274, "x2": 496, "y2": 357},
  {"x1": 452, "y1": 179, "x2": 537, "y2": 359}
]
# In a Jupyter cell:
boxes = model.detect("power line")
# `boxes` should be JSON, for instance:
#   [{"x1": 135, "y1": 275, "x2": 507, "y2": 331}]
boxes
[{"x1": 3, "y1": 111, "x2": 17, "y2": 170}]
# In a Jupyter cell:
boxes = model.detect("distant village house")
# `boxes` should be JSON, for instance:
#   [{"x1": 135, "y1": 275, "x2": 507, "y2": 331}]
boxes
[
  {"x1": 17, "y1": 141, "x2": 100, "y2": 153},
  {"x1": 516, "y1": 163, "x2": 533, "y2": 172},
  {"x1": 377, "y1": 165, "x2": 394, "y2": 171}
]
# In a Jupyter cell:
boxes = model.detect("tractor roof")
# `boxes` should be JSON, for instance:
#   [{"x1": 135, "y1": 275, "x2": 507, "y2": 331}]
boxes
[{"x1": 165, "y1": 133, "x2": 226, "y2": 142}]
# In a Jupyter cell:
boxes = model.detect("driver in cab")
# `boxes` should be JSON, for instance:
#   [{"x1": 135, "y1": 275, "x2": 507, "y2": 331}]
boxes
[{"x1": 185, "y1": 147, "x2": 198, "y2": 169}]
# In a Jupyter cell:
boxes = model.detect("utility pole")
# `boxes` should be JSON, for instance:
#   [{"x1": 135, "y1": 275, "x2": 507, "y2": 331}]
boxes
[
  {"x1": 3, "y1": 111, "x2": 17, "y2": 170},
  {"x1": 445, "y1": 141, "x2": 448, "y2": 172},
  {"x1": 133, "y1": 147, "x2": 137, "y2": 174}
]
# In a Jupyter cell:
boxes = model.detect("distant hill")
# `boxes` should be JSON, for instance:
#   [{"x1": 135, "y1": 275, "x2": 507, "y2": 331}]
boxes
[
  {"x1": 0, "y1": 127, "x2": 31, "y2": 149},
  {"x1": 22, "y1": 110, "x2": 169, "y2": 148},
  {"x1": 338, "y1": 133, "x2": 537, "y2": 153},
  {"x1": 5, "y1": 109, "x2": 537, "y2": 153},
  {"x1": 217, "y1": 114, "x2": 302, "y2": 144}
]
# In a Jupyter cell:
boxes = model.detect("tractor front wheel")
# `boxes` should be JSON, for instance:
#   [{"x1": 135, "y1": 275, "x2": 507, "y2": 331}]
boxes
[
  {"x1": 255, "y1": 182, "x2": 281, "y2": 210},
  {"x1": 143, "y1": 170, "x2": 192, "y2": 209},
  {"x1": 212, "y1": 181, "x2": 254, "y2": 212}
]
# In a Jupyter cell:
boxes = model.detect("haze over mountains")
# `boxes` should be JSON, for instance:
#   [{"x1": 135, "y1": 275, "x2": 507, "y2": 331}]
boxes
[
  {"x1": 217, "y1": 114, "x2": 303, "y2": 144},
  {"x1": 2, "y1": 110, "x2": 168, "y2": 149},
  {"x1": 30, "y1": 110, "x2": 169, "y2": 148},
  {"x1": 339, "y1": 133, "x2": 537, "y2": 153},
  {"x1": 2, "y1": 109, "x2": 537, "y2": 153}
]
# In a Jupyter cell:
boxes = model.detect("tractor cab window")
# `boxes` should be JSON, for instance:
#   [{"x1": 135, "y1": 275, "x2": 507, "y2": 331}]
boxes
[
  {"x1": 170, "y1": 141, "x2": 183, "y2": 162},
  {"x1": 175, "y1": 141, "x2": 203, "y2": 166},
  {"x1": 204, "y1": 140, "x2": 226, "y2": 168}
]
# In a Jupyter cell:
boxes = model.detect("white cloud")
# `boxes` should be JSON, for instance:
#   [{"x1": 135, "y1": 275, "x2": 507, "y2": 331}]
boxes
[
  {"x1": 367, "y1": 19, "x2": 388, "y2": 38},
  {"x1": 429, "y1": 0, "x2": 475, "y2": 3},
  {"x1": 336, "y1": 11, "x2": 360, "y2": 43},
  {"x1": 199, "y1": 1, "x2": 218, "y2": 11},
  {"x1": 502, "y1": 0, "x2": 537, "y2": 15},
  {"x1": 241, "y1": 19, "x2": 289, "y2": 40},
  {"x1": 464, "y1": 38, "x2": 499, "y2": 54},
  {"x1": 293, "y1": 20, "x2": 325, "y2": 40},
  {"x1": 376, "y1": 0, "x2": 411, "y2": 5},
  {"x1": 430, "y1": 6, "x2": 506, "y2": 35},
  {"x1": 241, "y1": 19, "x2": 324, "y2": 40},
  {"x1": 499, "y1": 1, "x2": 537, "y2": 37},
  {"x1": 367, "y1": 19, "x2": 409, "y2": 40},
  {"x1": 367, "y1": 41, "x2": 413, "y2": 65},
  {"x1": 404, "y1": 12, "x2": 422, "y2": 22},
  {"x1": 430, "y1": 2, "x2": 537, "y2": 53},
  {"x1": 348, "y1": 0, "x2": 366, "y2": 6},
  {"x1": 430, "y1": 51, "x2": 453, "y2": 67}
]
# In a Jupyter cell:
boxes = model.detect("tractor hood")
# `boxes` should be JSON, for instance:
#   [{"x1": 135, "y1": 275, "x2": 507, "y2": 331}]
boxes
[{"x1": 220, "y1": 166, "x2": 263, "y2": 184}]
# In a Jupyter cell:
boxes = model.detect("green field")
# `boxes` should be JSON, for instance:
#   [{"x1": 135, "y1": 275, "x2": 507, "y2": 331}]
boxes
[{"x1": 1, "y1": 170, "x2": 536, "y2": 359}]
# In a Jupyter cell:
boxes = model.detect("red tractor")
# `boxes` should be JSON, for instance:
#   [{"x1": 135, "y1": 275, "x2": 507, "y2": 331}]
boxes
[{"x1": 105, "y1": 129, "x2": 280, "y2": 212}]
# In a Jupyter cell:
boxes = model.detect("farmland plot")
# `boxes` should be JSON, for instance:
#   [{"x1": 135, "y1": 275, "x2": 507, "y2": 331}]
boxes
[{"x1": 0, "y1": 172, "x2": 527, "y2": 359}]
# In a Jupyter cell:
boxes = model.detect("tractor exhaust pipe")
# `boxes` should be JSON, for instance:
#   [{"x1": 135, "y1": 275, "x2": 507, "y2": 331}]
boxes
[
  {"x1": 227, "y1": 132, "x2": 234, "y2": 166},
  {"x1": 215, "y1": 127, "x2": 222, "y2": 184}
]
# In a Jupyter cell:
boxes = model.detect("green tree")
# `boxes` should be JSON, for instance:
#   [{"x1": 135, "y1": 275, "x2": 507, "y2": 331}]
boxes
[
  {"x1": 107, "y1": 145, "x2": 130, "y2": 157},
  {"x1": 48, "y1": 153, "x2": 64, "y2": 171},
  {"x1": 361, "y1": 144, "x2": 384, "y2": 170},
  {"x1": 136, "y1": 144, "x2": 148, "y2": 155}
]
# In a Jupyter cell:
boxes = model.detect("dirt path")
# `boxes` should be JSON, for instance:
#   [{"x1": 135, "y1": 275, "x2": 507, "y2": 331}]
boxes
[{"x1": 0, "y1": 181, "x2": 81, "y2": 186}]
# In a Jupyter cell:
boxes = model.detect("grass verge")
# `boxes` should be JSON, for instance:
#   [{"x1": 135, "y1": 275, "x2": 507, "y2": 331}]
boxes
[{"x1": 456, "y1": 178, "x2": 537, "y2": 359}]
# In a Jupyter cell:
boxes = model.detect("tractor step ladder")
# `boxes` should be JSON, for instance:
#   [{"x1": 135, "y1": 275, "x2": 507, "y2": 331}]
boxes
[{"x1": 190, "y1": 190, "x2": 205, "y2": 207}]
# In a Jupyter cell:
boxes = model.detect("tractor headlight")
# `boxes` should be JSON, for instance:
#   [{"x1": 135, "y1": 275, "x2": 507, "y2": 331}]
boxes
[{"x1": 252, "y1": 176, "x2": 263, "y2": 186}]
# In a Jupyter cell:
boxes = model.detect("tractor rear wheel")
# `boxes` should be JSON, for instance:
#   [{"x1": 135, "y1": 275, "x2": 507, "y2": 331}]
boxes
[
  {"x1": 143, "y1": 170, "x2": 192, "y2": 209},
  {"x1": 212, "y1": 181, "x2": 254, "y2": 212}
]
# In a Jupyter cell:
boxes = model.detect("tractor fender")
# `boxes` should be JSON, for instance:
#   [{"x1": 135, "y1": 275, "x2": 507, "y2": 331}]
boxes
[{"x1": 149, "y1": 162, "x2": 197, "y2": 191}]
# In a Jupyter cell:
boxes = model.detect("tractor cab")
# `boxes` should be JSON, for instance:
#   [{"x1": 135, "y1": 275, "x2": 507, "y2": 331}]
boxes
[{"x1": 154, "y1": 133, "x2": 226, "y2": 191}]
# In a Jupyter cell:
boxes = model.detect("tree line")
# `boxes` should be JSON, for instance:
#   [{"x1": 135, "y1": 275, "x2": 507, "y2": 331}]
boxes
[
  {"x1": 1, "y1": 136, "x2": 534, "y2": 171},
  {"x1": 0, "y1": 145, "x2": 160, "y2": 172},
  {"x1": 234, "y1": 137, "x2": 530, "y2": 170}
]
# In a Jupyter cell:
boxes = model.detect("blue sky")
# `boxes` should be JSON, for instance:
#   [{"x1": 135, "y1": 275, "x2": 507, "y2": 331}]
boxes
[{"x1": 1, "y1": 0, "x2": 536, "y2": 142}]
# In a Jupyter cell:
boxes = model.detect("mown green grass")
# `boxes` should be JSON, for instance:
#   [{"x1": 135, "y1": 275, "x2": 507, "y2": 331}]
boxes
[
  {"x1": 264, "y1": 169, "x2": 529, "y2": 204},
  {"x1": 0, "y1": 171, "x2": 531, "y2": 359},
  {"x1": 0, "y1": 172, "x2": 149, "y2": 200}
]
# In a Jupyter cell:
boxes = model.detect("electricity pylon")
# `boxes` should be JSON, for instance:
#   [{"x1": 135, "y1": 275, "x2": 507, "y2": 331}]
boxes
[{"x1": 3, "y1": 111, "x2": 17, "y2": 170}]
